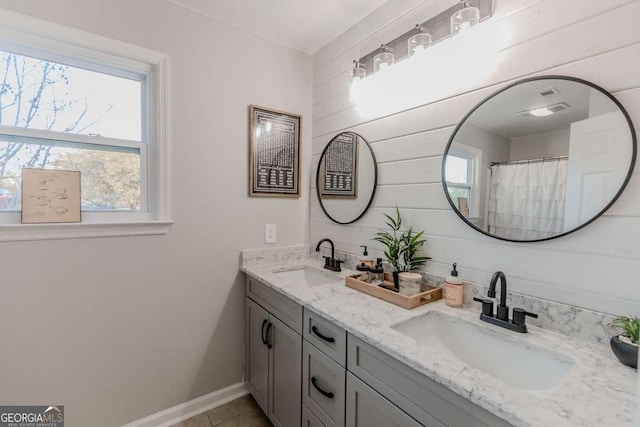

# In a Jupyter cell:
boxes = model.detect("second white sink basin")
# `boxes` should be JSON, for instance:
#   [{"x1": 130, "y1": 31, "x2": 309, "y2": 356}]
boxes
[
  {"x1": 392, "y1": 311, "x2": 574, "y2": 395},
  {"x1": 273, "y1": 266, "x2": 338, "y2": 287}
]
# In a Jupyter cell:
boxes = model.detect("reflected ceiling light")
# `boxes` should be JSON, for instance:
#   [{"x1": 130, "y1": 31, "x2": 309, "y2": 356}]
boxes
[
  {"x1": 519, "y1": 102, "x2": 570, "y2": 117},
  {"x1": 408, "y1": 25, "x2": 432, "y2": 56},
  {"x1": 373, "y1": 44, "x2": 394, "y2": 73},
  {"x1": 451, "y1": 1, "x2": 480, "y2": 37},
  {"x1": 529, "y1": 107, "x2": 553, "y2": 117}
]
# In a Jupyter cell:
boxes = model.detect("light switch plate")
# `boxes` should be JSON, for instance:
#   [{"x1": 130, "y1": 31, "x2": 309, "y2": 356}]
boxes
[{"x1": 265, "y1": 224, "x2": 276, "y2": 244}]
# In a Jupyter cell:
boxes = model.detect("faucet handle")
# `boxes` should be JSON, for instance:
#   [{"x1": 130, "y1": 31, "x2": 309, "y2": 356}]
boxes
[
  {"x1": 473, "y1": 297, "x2": 494, "y2": 317},
  {"x1": 323, "y1": 256, "x2": 331, "y2": 266},
  {"x1": 333, "y1": 259, "x2": 343, "y2": 271},
  {"x1": 512, "y1": 308, "x2": 538, "y2": 327}
]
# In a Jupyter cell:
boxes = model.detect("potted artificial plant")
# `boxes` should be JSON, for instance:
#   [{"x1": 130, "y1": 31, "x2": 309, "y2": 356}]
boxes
[
  {"x1": 373, "y1": 207, "x2": 430, "y2": 289},
  {"x1": 607, "y1": 316, "x2": 638, "y2": 369}
]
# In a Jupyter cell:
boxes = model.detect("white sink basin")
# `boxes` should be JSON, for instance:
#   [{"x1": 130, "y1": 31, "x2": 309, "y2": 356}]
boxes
[
  {"x1": 273, "y1": 267, "x2": 338, "y2": 287},
  {"x1": 392, "y1": 311, "x2": 574, "y2": 395}
]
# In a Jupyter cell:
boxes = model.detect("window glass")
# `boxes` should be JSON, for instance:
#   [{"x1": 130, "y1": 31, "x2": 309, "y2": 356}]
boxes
[
  {"x1": 445, "y1": 155, "x2": 469, "y2": 184},
  {"x1": 0, "y1": 139, "x2": 140, "y2": 211},
  {"x1": 447, "y1": 186, "x2": 470, "y2": 210},
  {"x1": 0, "y1": 51, "x2": 142, "y2": 141}
]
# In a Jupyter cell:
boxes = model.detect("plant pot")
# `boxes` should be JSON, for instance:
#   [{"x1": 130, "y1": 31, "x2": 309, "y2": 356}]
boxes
[
  {"x1": 610, "y1": 335, "x2": 638, "y2": 369},
  {"x1": 392, "y1": 271, "x2": 399, "y2": 290}
]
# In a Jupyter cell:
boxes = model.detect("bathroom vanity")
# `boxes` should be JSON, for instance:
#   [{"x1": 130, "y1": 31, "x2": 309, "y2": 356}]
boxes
[{"x1": 241, "y1": 252, "x2": 636, "y2": 427}]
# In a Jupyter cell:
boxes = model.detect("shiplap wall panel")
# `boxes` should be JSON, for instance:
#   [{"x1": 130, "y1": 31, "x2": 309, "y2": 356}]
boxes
[
  {"x1": 313, "y1": 1, "x2": 640, "y2": 136},
  {"x1": 313, "y1": 40, "x2": 640, "y2": 124},
  {"x1": 310, "y1": 0, "x2": 640, "y2": 316}
]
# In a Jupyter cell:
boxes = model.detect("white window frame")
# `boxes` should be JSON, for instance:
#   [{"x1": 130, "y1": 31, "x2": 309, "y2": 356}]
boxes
[
  {"x1": 447, "y1": 144, "x2": 482, "y2": 219},
  {"x1": 0, "y1": 10, "x2": 172, "y2": 241}
]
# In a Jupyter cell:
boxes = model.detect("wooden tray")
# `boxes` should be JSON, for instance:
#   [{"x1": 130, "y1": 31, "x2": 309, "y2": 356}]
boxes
[{"x1": 345, "y1": 273, "x2": 442, "y2": 310}]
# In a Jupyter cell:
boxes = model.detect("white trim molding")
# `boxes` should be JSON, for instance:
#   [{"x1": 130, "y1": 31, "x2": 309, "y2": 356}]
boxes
[
  {"x1": 121, "y1": 382, "x2": 249, "y2": 427},
  {"x1": 0, "y1": 221, "x2": 174, "y2": 242}
]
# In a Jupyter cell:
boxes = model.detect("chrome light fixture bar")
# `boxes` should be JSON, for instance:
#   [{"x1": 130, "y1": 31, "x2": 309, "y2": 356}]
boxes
[{"x1": 354, "y1": 0, "x2": 492, "y2": 76}]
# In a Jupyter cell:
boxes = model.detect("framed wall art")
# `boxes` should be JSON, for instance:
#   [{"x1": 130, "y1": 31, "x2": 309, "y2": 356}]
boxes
[
  {"x1": 21, "y1": 168, "x2": 81, "y2": 224},
  {"x1": 249, "y1": 105, "x2": 302, "y2": 197}
]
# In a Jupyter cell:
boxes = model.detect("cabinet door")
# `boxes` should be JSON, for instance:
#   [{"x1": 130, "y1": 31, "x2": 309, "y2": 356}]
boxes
[
  {"x1": 269, "y1": 315, "x2": 302, "y2": 427},
  {"x1": 245, "y1": 298, "x2": 269, "y2": 415},
  {"x1": 303, "y1": 404, "x2": 326, "y2": 427},
  {"x1": 346, "y1": 373, "x2": 421, "y2": 427}
]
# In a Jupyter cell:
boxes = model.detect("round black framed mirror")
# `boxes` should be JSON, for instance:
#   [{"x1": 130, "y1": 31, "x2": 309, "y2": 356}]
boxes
[
  {"x1": 442, "y1": 75, "x2": 636, "y2": 242},
  {"x1": 316, "y1": 132, "x2": 378, "y2": 224}
]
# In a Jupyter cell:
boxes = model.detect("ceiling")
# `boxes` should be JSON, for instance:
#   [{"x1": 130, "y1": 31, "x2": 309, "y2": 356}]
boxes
[
  {"x1": 468, "y1": 80, "x2": 594, "y2": 138},
  {"x1": 168, "y1": 0, "x2": 390, "y2": 54}
]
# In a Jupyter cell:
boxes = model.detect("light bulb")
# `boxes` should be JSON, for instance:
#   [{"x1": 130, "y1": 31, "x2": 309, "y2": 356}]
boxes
[
  {"x1": 408, "y1": 30, "x2": 432, "y2": 56},
  {"x1": 451, "y1": 3, "x2": 480, "y2": 37}
]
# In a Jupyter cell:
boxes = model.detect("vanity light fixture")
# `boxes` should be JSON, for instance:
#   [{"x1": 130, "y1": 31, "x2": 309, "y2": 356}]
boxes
[
  {"x1": 450, "y1": 0, "x2": 480, "y2": 37},
  {"x1": 349, "y1": 60, "x2": 367, "y2": 103},
  {"x1": 351, "y1": 60, "x2": 367, "y2": 80},
  {"x1": 373, "y1": 44, "x2": 394, "y2": 73},
  {"x1": 408, "y1": 25, "x2": 432, "y2": 57},
  {"x1": 348, "y1": 0, "x2": 493, "y2": 106}
]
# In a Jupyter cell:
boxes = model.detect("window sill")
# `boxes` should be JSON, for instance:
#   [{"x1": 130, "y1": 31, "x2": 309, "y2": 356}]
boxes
[{"x1": 0, "y1": 220, "x2": 173, "y2": 242}]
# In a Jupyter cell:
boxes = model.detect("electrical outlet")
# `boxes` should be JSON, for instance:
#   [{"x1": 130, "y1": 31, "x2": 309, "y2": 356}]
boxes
[{"x1": 265, "y1": 224, "x2": 276, "y2": 244}]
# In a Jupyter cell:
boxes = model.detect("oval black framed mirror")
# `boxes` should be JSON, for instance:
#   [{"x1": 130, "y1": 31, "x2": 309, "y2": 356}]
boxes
[
  {"x1": 316, "y1": 131, "x2": 378, "y2": 224},
  {"x1": 442, "y1": 75, "x2": 636, "y2": 242}
]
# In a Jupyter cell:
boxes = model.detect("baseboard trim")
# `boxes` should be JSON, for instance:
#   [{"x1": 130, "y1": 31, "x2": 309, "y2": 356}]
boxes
[{"x1": 121, "y1": 382, "x2": 249, "y2": 427}]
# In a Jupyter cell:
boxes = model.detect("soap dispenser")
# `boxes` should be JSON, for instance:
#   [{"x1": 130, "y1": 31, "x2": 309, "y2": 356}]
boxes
[
  {"x1": 444, "y1": 263, "x2": 464, "y2": 307},
  {"x1": 359, "y1": 245, "x2": 373, "y2": 267}
]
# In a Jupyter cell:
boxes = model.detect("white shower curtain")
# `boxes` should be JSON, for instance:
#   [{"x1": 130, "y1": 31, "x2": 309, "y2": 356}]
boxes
[{"x1": 488, "y1": 159, "x2": 568, "y2": 240}]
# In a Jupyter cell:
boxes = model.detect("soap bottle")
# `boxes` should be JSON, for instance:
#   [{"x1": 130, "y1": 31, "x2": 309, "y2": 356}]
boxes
[
  {"x1": 444, "y1": 263, "x2": 464, "y2": 307},
  {"x1": 359, "y1": 245, "x2": 373, "y2": 268}
]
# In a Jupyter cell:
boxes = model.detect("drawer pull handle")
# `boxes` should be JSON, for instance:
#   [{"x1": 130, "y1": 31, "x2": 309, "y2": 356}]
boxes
[
  {"x1": 312, "y1": 325, "x2": 335, "y2": 343},
  {"x1": 266, "y1": 322, "x2": 273, "y2": 349},
  {"x1": 261, "y1": 319, "x2": 268, "y2": 345},
  {"x1": 311, "y1": 376, "x2": 334, "y2": 399}
]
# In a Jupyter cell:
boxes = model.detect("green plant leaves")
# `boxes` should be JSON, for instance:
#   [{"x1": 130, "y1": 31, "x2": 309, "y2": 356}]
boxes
[
  {"x1": 372, "y1": 206, "x2": 429, "y2": 272},
  {"x1": 611, "y1": 316, "x2": 640, "y2": 344}
]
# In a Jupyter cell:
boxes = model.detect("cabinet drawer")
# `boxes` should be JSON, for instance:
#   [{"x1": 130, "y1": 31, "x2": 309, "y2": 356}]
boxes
[
  {"x1": 303, "y1": 404, "x2": 326, "y2": 427},
  {"x1": 304, "y1": 309, "x2": 347, "y2": 366},
  {"x1": 347, "y1": 334, "x2": 512, "y2": 427},
  {"x1": 346, "y1": 372, "x2": 421, "y2": 427},
  {"x1": 303, "y1": 340, "x2": 346, "y2": 427},
  {"x1": 246, "y1": 275, "x2": 303, "y2": 334}
]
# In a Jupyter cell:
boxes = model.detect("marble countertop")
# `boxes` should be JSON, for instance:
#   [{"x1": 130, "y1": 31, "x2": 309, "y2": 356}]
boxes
[{"x1": 241, "y1": 257, "x2": 637, "y2": 427}]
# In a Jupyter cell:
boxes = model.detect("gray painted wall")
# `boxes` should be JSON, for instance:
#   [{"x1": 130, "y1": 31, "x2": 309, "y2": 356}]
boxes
[{"x1": 0, "y1": 1, "x2": 312, "y2": 426}]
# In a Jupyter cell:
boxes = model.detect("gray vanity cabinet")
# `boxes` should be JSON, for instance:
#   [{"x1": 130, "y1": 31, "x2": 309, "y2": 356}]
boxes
[
  {"x1": 269, "y1": 315, "x2": 302, "y2": 427},
  {"x1": 245, "y1": 278, "x2": 302, "y2": 427},
  {"x1": 346, "y1": 373, "x2": 421, "y2": 427},
  {"x1": 245, "y1": 298, "x2": 270, "y2": 414}
]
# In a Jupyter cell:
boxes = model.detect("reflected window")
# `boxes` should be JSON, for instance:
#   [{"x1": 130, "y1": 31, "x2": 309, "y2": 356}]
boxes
[{"x1": 446, "y1": 154, "x2": 473, "y2": 213}]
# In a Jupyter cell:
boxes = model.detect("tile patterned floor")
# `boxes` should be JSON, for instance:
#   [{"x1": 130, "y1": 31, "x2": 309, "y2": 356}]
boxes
[{"x1": 170, "y1": 394, "x2": 271, "y2": 427}]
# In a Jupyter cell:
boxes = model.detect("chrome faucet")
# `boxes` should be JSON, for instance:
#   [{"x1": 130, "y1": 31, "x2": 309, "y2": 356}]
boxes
[
  {"x1": 473, "y1": 271, "x2": 538, "y2": 333},
  {"x1": 316, "y1": 238, "x2": 343, "y2": 272}
]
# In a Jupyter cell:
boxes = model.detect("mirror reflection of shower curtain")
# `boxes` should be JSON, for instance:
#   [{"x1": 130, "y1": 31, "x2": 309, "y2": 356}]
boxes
[{"x1": 488, "y1": 160, "x2": 568, "y2": 240}]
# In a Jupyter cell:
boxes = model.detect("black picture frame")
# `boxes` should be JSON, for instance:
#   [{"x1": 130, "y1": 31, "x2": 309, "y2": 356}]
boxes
[{"x1": 249, "y1": 105, "x2": 302, "y2": 198}]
